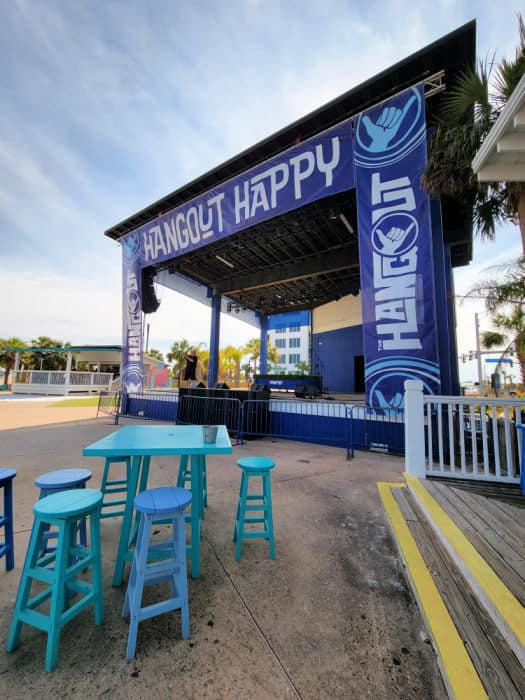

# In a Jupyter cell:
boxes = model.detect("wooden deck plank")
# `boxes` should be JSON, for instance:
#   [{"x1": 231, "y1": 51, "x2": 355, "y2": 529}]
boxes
[
  {"x1": 391, "y1": 487, "x2": 420, "y2": 521},
  {"x1": 430, "y1": 482, "x2": 522, "y2": 564},
  {"x1": 450, "y1": 488, "x2": 525, "y2": 560},
  {"x1": 405, "y1": 495, "x2": 525, "y2": 700},
  {"x1": 423, "y1": 481, "x2": 525, "y2": 604}
]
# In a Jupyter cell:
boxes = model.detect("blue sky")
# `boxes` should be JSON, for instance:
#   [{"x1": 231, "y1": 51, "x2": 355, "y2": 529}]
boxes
[{"x1": 1, "y1": 1, "x2": 523, "y2": 382}]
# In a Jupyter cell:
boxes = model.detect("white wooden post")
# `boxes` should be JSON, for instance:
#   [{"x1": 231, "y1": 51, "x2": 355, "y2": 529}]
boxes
[{"x1": 404, "y1": 379, "x2": 426, "y2": 478}]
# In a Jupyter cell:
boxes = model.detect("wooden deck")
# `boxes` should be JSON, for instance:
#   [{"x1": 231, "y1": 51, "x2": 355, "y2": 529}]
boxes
[{"x1": 393, "y1": 481, "x2": 525, "y2": 699}]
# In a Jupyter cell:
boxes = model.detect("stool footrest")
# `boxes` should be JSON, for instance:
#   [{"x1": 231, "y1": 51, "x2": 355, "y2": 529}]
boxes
[
  {"x1": 105, "y1": 479, "x2": 127, "y2": 487},
  {"x1": 242, "y1": 517, "x2": 267, "y2": 524},
  {"x1": 135, "y1": 596, "x2": 186, "y2": 623},
  {"x1": 241, "y1": 531, "x2": 270, "y2": 539}
]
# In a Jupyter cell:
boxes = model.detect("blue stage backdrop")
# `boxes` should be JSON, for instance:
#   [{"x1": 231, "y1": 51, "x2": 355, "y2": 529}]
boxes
[{"x1": 354, "y1": 84, "x2": 441, "y2": 410}]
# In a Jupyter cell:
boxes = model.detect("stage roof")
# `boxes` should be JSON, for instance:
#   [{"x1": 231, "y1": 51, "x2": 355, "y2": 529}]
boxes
[{"x1": 105, "y1": 22, "x2": 475, "y2": 317}]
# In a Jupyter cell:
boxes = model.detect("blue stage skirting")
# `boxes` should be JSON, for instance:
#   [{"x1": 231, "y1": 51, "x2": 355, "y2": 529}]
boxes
[{"x1": 120, "y1": 392, "x2": 404, "y2": 457}]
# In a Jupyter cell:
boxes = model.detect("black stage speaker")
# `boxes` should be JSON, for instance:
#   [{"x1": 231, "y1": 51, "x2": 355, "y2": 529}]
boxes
[
  {"x1": 250, "y1": 383, "x2": 271, "y2": 397},
  {"x1": 295, "y1": 384, "x2": 320, "y2": 398},
  {"x1": 214, "y1": 382, "x2": 229, "y2": 389},
  {"x1": 190, "y1": 381, "x2": 205, "y2": 388},
  {"x1": 141, "y1": 266, "x2": 160, "y2": 313}
]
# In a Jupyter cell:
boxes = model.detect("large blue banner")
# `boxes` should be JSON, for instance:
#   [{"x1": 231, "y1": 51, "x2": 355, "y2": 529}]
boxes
[
  {"x1": 120, "y1": 120, "x2": 354, "y2": 266},
  {"x1": 354, "y1": 85, "x2": 440, "y2": 409},
  {"x1": 121, "y1": 234, "x2": 144, "y2": 393}
]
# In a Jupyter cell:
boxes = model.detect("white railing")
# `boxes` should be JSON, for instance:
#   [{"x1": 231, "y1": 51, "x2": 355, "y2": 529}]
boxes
[
  {"x1": 12, "y1": 370, "x2": 113, "y2": 395},
  {"x1": 404, "y1": 380, "x2": 524, "y2": 484}
]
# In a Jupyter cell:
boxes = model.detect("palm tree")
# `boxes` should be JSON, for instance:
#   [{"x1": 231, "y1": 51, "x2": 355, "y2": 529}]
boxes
[
  {"x1": 221, "y1": 345, "x2": 244, "y2": 386},
  {"x1": 422, "y1": 14, "x2": 525, "y2": 251},
  {"x1": 147, "y1": 348, "x2": 164, "y2": 362},
  {"x1": 29, "y1": 337, "x2": 70, "y2": 370},
  {"x1": 0, "y1": 337, "x2": 28, "y2": 386},
  {"x1": 167, "y1": 338, "x2": 192, "y2": 386},
  {"x1": 468, "y1": 257, "x2": 525, "y2": 385},
  {"x1": 243, "y1": 338, "x2": 280, "y2": 376}
]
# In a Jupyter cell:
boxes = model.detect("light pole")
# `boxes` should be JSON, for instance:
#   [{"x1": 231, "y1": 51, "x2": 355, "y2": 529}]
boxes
[{"x1": 475, "y1": 313, "x2": 484, "y2": 394}]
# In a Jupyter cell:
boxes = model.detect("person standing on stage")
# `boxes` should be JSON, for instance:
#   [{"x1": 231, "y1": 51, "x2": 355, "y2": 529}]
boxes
[{"x1": 184, "y1": 348, "x2": 198, "y2": 381}]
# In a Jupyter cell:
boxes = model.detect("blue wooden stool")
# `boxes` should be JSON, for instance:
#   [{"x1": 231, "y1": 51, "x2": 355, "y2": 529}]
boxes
[
  {"x1": 233, "y1": 456, "x2": 276, "y2": 561},
  {"x1": 6, "y1": 488, "x2": 104, "y2": 672},
  {"x1": 177, "y1": 455, "x2": 207, "y2": 516},
  {"x1": 122, "y1": 486, "x2": 191, "y2": 661},
  {"x1": 100, "y1": 456, "x2": 131, "y2": 519},
  {"x1": 35, "y1": 468, "x2": 92, "y2": 554},
  {"x1": 0, "y1": 468, "x2": 17, "y2": 572}
]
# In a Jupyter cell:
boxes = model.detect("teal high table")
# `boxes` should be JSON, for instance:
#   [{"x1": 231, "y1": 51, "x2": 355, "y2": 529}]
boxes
[{"x1": 83, "y1": 424, "x2": 232, "y2": 583}]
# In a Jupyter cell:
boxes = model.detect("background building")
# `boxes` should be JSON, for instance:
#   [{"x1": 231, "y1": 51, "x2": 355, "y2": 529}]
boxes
[{"x1": 268, "y1": 311, "x2": 311, "y2": 374}]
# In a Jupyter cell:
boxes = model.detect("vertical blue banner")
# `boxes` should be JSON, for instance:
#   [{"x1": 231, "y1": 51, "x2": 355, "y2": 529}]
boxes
[
  {"x1": 121, "y1": 232, "x2": 144, "y2": 393},
  {"x1": 354, "y1": 84, "x2": 441, "y2": 409}
]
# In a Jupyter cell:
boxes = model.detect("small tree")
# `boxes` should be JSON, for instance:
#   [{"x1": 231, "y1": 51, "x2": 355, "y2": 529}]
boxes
[
  {"x1": 147, "y1": 348, "x2": 164, "y2": 362},
  {"x1": 0, "y1": 338, "x2": 28, "y2": 386},
  {"x1": 469, "y1": 258, "x2": 525, "y2": 386}
]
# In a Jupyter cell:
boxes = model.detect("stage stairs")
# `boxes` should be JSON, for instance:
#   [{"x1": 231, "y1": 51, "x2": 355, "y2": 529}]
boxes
[{"x1": 378, "y1": 476, "x2": 525, "y2": 699}]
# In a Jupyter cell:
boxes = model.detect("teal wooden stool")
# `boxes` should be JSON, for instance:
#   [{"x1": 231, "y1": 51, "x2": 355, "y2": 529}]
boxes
[
  {"x1": 100, "y1": 456, "x2": 131, "y2": 519},
  {"x1": 233, "y1": 456, "x2": 276, "y2": 561},
  {"x1": 122, "y1": 486, "x2": 191, "y2": 661},
  {"x1": 6, "y1": 489, "x2": 104, "y2": 672},
  {"x1": 0, "y1": 468, "x2": 16, "y2": 571},
  {"x1": 177, "y1": 455, "x2": 207, "y2": 517}
]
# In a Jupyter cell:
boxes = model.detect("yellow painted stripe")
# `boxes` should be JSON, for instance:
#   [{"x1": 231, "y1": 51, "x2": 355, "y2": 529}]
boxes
[
  {"x1": 377, "y1": 482, "x2": 487, "y2": 699},
  {"x1": 406, "y1": 474, "x2": 525, "y2": 650}
]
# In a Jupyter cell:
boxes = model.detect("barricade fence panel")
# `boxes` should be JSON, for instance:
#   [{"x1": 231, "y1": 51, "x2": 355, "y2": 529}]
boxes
[
  {"x1": 241, "y1": 399, "x2": 349, "y2": 448},
  {"x1": 120, "y1": 392, "x2": 179, "y2": 423},
  {"x1": 346, "y1": 405, "x2": 405, "y2": 459},
  {"x1": 177, "y1": 395, "x2": 242, "y2": 441},
  {"x1": 97, "y1": 391, "x2": 121, "y2": 421},
  {"x1": 424, "y1": 396, "x2": 525, "y2": 483}
]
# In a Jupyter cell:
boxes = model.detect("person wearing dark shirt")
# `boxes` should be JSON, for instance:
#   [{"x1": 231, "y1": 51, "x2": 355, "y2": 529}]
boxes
[{"x1": 184, "y1": 349, "x2": 198, "y2": 381}]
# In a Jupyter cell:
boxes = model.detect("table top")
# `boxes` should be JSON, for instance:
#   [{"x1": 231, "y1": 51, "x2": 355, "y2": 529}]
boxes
[{"x1": 83, "y1": 424, "x2": 233, "y2": 457}]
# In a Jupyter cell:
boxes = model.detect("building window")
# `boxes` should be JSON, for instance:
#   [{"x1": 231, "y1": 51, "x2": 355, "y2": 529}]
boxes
[
  {"x1": 289, "y1": 353, "x2": 300, "y2": 364},
  {"x1": 275, "y1": 327, "x2": 286, "y2": 334},
  {"x1": 275, "y1": 338, "x2": 286, "y2": 348},
  {"x1": 288, "y1": 325, "x2": 300, "y2": 332},
  {"x1": 279, "y1": 354, "x2": 286, "y2": 364},
  {"x1": 289, "y1": 338, "x2": 300, "y2": 348}
]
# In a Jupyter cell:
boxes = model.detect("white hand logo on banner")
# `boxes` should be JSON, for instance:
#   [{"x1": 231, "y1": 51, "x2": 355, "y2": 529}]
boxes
[
  {"x1": 375, "y1": 221, "x2": 416, "y2": 255},
  {"x1": 362, "y1": 95, "x2": 417, "y2": 151}
]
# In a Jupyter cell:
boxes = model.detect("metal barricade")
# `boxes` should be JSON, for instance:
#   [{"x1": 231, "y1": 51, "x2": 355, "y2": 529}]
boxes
[
  {"x1": 96, "y1": 391, "x2": 121, "y2": 422},
  {"x1": 346, "y1": 404, "x2": 404, "y2": 459},
  {"x1": 119, "y1": 392, "x2": 179, "y2": 424},
  {"x1": 240, "y1": 399, "x2": 348, "y2": 447},
  {"x1": 177, "y1": 394, "x2": 242, "y2": 442}
]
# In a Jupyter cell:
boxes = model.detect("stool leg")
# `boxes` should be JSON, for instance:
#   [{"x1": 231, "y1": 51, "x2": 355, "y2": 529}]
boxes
[
  {"x1": 45, "y1": 520, "x2": 71, "y2": 672},
  {"x1": 263, "y1": 473, "x2": 275, "y2": 560},
  {"x1": 4, "y1": 478, "x2": 15, "y2": 571},
  {"x1": 190, "y1": 455, "x2": 202, "y2": 579},
  {"x1": 125, "y1": 513, "x2": 152, "y2": 661},
  {"x1": 235, "y1": 472, "x2": 249, "y2": 561},
  {"x1": 90, "y1": 508, "x2": 104, "y2": 625},
  {"x1": 176, "y1": 455, "x2": 189, "y2": 487},
  {"x1": 6, "y1": 517, "x2": 47, "y2": 652},
  {"x1": 113, "y1": 455, "x2": 142, "y2": 587},
  {"x1": 174, "y1": 513, "x2": 190, "y2": 639},
  {"x1": 233, "y1": 470, "x2": 245, "y2": 543}
]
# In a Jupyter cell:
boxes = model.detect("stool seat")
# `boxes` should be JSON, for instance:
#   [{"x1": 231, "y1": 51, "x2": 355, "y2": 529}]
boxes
[
  {"x1": 0, "y1": 468, "x2": 17, "y2": 483},
  {"x1": 35, "y1": 468, "x2": 92, "y2": 490},
  {"x1": 237, "y1": 457, "x2": 275, "y2": 471},
  {"x1": 135, "y1": 486, "x2": 191, "y2": 515},
  {"x1": 35, "y1": 489, "x2": 103, "y2": 519}
]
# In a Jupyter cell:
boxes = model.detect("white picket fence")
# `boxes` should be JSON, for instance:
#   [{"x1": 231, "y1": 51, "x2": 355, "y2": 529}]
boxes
[{"x1": 404, "y1": 380, "x2": 524, "y2": 485}]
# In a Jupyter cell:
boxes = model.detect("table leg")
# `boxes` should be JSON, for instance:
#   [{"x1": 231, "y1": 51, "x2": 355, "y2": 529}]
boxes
[
  {"x1": 112, "y1": 455, "x2": 142, "y2": 587},
  {"x1": 190, "y1": 454, "x2": 202, "y2": 578}
]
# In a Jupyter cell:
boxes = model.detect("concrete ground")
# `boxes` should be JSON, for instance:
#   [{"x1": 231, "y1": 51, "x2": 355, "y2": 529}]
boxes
[{"x1": 0, "y1": 408, "x2": 446, "y2": 699}]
